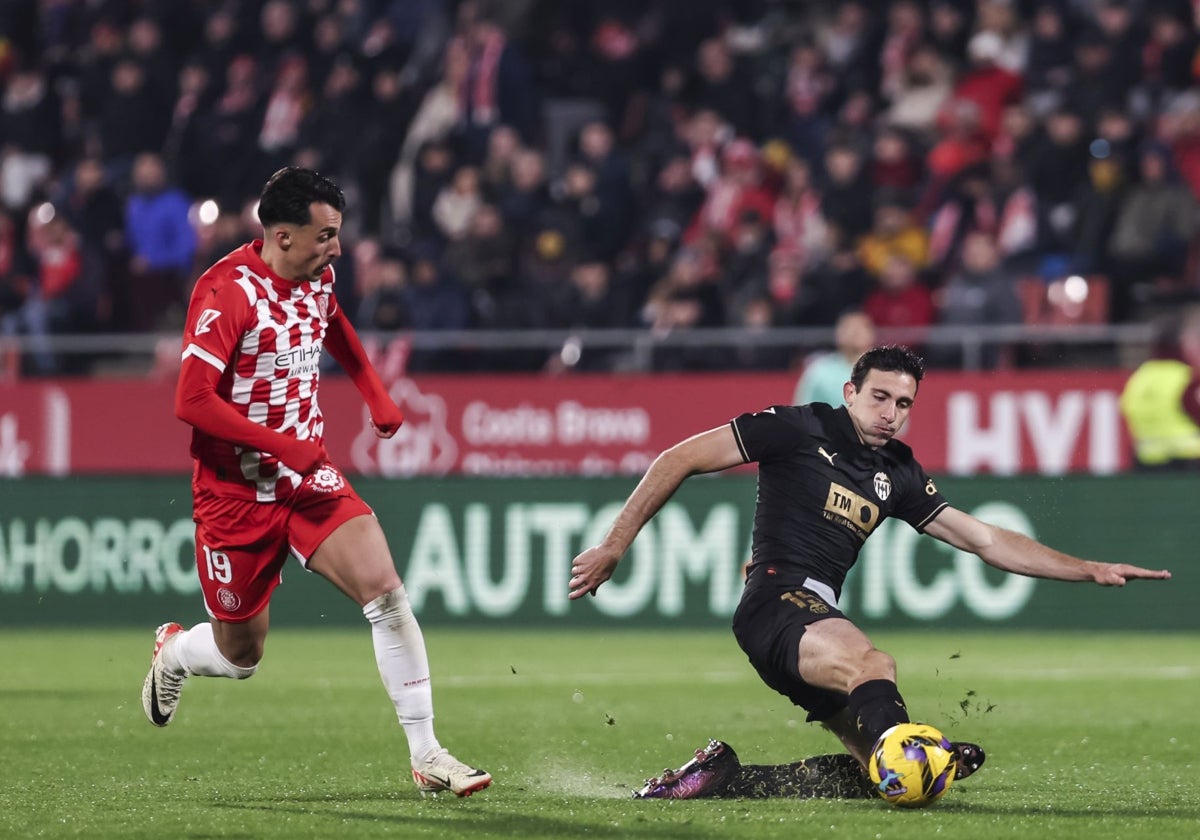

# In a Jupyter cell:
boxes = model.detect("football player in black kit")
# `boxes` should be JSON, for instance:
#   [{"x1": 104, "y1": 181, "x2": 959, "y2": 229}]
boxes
[{"x1": 568, "y1": 346, "x2": 1172, "y2": 800}]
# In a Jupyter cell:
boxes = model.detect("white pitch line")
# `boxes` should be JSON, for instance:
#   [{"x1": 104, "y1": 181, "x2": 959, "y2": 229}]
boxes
[
  {"x1": 435, "y1": 664, "x2": 1200, "y2": 688},
  {"x1": 438, "y1": 670, "x2": 753, "y2": 688}
]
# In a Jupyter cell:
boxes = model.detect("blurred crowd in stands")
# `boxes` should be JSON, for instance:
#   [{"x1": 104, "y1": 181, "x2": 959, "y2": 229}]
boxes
[{"x1": 2, "y1": 0, "x2": 1200, "y2": 376}]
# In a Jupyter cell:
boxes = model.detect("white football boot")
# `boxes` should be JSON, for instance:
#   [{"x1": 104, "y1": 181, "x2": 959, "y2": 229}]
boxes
[
  {"x1": 411, "y1": 748, "x2": 492, "y2": 797},
  {"x1": 141, "y1": 622, "x2": 186, "y2": 727}
]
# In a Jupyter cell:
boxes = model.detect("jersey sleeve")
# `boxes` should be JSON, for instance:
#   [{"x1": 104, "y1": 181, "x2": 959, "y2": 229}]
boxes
[
  {"x1": 180, "y1": 274, "x2": 252, "y2": 372},
  {"x1": 730, "y1": 405, "x2": 810, "y2": 463},
  {"x1": 891, "y1": 458, "x2": 949, "y2": 532}
]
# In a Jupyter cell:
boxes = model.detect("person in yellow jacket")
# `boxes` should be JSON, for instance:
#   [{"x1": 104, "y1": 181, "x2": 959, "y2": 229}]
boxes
[{"x1": 1120, "y1": 310, "x2": 1200, "y2": 469}]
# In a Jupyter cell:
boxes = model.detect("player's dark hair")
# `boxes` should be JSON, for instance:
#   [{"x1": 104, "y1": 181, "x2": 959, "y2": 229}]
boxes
[
  {"x1": 257, "y1": 167, "x2": 345, "y2": 227},
  {"x1": 850, "y1": 345, "x2": 925, "y2": 389}
]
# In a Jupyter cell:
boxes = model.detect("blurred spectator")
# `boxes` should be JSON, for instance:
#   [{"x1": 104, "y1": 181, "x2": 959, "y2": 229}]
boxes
[
  {"x1": 639, "y1": 154, "x2": 705, "y2": 249},
  {"x1": 928, "y1": 158, "x2": 1038, "y2": 275},
  {"x1": 777, "y1": 38, "x2": 838, "y2": 165},
  {"x1": 256, "y1": 54, "x2": 313, "y2": 174},
  {"x1": 350, "y1": 67, "x2": 415, "y2": 237},
  {"x1": 863, "y1": 253, "x2": 936, "y2": 340},
  {"x1": 1, "y1": 68, "x2": 58, "y2": 209},
  {"x1": 1092, "y1": 0, "x2": 1144, "y2": 101},
  {"x1": 729, "y1": 295, "x2": 793, "y2": 371},
  {"x1": 356, "y1": 249, "x2": 409, "y2": 331},
  {"x1": 454, "y1": 13, "x2": 539, "y2": 159},
  {"x1": 869, "y1": 126, "x2": 922, "y2": 195},
  {"x1": 200, "y1": 54, "x2": 265, "y2": 210},
  {"x1": 772, "y1": 156, "x2": 826, "y2": 268},
  {"x1": 388, "y1": 40, "x2": 468, "y2": 237},
  {"x1": 642, "y1": 246, "x2": 725, "y2": 369},
  {"x1": 442, "y1": 203, "x2": 513, "y2": 291},
  {"x1": 1107, "y1": 143, "x2": 1198, "y2": 318},
  {"x1": 879, "y1": 0, "x2": 925, "y2": 106},
  {"x1": 1029, "y1": 109, "x2": 1091, "y2": 253},
  {"x1": 432, "y1": 165, "x2": 484, "y2": 242},
  {"x1": 1119, "y1": 307, "x2": 1200, "y2": 469},
  {"x1": 549, "y1": 159, "x2": 631, "y2": 261},
  {"x1": 766, "y1": 243, "x2": 861, "y2": 329},
  {"x1": 819, "y1": 142, "x2": 874, "y2": 241},
  {"x1": 857, "y1": 193, "x2": 929, "y2": 278},
  {"x1": 688, "y1": 37, "x2": 758, "y2": 139},
  {"x1": 1061, "y1": 29, "x2": 1125, "y2": 125},
  {"x1": 28, "y1": 208, "x2": 96, "y2": 337},
  {"x1": 163, "y1": 61, "x2": 216, "y2": 199},
  {"x1": 974, "y1": 0, "x2": 1029, "y2": 74},
  {"x1": 480, "y1": 124, "x2": 521, "y2": 197},
  {"x1": 300, "y1": 56, "x2": 365, "y2": 180},
  {"x1": 926, "y1": 98, "x2": 990, "y2": 185},
  {"x1": 577, "y1": 120, "x2": 634, "y2": 235},
  {"x1": 56, "y1": 157, "x2": 124, "y2": 314},
  {"x1": 499, "y1": 147, "x2": 551, "y2": 246},
  {"x1": 934, "y1": 231, "x2": 1024, "y2": 367},
  {"x1": 926, "y1": 0, "x2": 970, "y2": 68},
  {"x1": 1142, "y1": 8, "x2": 1199, "y2": 109},
  {"x1": 1067, "y1": 149, "x2": 1128, "y2": 276},
  {"x1": 793, "y1": 309, "x2": 875, "y2": 406},
  {"x1": 406, "y1": 249, "x2": 472, "y2": 332},
  {"x1": 722, "y1": 208, "x2": 774, "y2": 313},
  {"x1": 684, "y1": 138, "x2": 775, "y2": 249},
  {"x1": 1025, "y1": 3, "x2": 1074, "y2": 100},
  {"x1": 258, "y1": 0, "x2": 307, "y2": 75},
  {"x1": 97, "y1": 59, "x2": 168, "y2": 180},
  {"x1": 122, "y1": 152, "x2": 196, "y2": 331},
  {"x1": 885, "y1": 43, "x2": 954, "y2": 141},
  {"x1": 951, "y1": 31, "x2": 1023, "y2": 142},
  {"x1": 819, "y1": 1, "x2": 881, "y2": 97}
]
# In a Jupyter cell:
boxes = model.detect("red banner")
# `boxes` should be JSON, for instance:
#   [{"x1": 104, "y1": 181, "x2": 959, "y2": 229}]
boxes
[{"x1": 0, "y1": 370, "x2": 1132, "y2": 477}]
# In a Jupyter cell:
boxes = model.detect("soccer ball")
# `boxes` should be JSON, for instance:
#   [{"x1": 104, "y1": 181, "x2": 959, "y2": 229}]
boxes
[{"x1": 867, "y1": 723, "x2": 957, "y2": 808}]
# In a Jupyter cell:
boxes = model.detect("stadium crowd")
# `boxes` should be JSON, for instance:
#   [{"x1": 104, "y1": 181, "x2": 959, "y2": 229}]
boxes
[{"x1": 2, "y1": 0, "x2": 1200, "y2": 375}]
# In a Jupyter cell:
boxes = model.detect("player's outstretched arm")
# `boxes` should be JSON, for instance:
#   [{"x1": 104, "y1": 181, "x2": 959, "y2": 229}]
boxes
[
  {"x1": 923, "y1": 507, "x2": 1171, "y2": 586},
  {"x1": 568, "y1": 426, "x2": 745, "y2": 600},
  {"x1": 323, "y1": 305, "x2": 404, "y2": 437}
]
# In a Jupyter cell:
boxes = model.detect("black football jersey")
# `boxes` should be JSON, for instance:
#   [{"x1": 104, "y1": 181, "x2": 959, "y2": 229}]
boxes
[{"x1": 730, "y1": 402, "x2": 948, "y2": 599}]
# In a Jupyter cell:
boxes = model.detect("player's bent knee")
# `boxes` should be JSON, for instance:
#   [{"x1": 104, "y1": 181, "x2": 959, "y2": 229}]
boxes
[
  {"x1": 215, "y1": 648, "x2": 259, "y2": 678},
  {"x1": 218, "y1": 640, "x2": 264, "y2": 671},
  {"x1": 862, "y1": 648, "x2": 897, "y2": 680},
  {"x1": 362, "y1": 584, "x2": 414, "y2": 625}
]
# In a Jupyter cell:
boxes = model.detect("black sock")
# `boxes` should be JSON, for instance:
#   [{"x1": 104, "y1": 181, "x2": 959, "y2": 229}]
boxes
[
  {"x1": 847, "y1": 679, "x2": 910, "y2": 745},
  {"x1": 722, "y1": 754, "x2": 874, "y2": 799}
]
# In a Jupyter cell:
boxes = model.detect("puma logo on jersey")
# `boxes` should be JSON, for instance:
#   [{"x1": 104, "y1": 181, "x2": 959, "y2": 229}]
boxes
[
  {"x1": 195, "y1": 308, "x2": 221, "y2": 335},
  {"x1": 818, "y1": 446, "x2": 837, "y2": 466}
]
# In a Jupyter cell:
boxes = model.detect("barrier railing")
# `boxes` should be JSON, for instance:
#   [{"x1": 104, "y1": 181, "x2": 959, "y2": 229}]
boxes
[{"x1": 0, "y1": 322, "x2": 1162, "y2": 378}]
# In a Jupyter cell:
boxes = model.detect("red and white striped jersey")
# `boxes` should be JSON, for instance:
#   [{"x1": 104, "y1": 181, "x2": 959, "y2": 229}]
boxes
[{"x1": 180, "y1": 240, "x2": 338, "y2": 502}]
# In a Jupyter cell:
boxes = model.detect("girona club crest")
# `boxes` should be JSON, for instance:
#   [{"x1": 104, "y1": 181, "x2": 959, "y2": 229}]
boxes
[
  {"x1": 314, "y1": 294, "x2": 329, "y2": 321},
  {"x1": 217, "y1": 588, "x2": 241, "y2": 613},
  {"x1": 308, "y1": 464, "x2": 345, "y2": 492}
]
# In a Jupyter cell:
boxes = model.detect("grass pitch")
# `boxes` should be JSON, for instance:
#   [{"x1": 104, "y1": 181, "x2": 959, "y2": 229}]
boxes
[{"x1": 0, "y1": 628, "x2": 1194, "y2": 839}]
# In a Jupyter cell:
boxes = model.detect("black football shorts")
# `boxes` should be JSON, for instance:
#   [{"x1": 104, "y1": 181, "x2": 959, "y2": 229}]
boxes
[{"x1": 732, "y1": 571, "x2": 849, "y2": 722}]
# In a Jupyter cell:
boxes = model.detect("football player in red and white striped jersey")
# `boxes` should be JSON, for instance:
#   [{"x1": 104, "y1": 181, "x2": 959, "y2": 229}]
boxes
[{"x1": 141, "y1": 167, "x2": 491, "y2": 798}]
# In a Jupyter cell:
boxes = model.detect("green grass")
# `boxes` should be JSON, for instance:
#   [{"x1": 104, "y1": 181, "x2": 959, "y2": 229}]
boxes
[{"x1": 0, "y1": 628, "x2": 1195, "y2": 839}]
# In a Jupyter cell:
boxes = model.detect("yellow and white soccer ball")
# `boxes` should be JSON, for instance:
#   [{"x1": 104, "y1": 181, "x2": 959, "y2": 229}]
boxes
[{"x1": 867, "y1": 723, "x2": 957, "y2": 808}]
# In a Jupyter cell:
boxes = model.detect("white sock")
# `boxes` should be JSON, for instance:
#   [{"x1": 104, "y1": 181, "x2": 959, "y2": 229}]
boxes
[
  {"x1": 163, "y1": 622, "x2": 257, "y2": 680},
  {"x1": 363, "y1": 585, "x2": 440, "y2": 762}
]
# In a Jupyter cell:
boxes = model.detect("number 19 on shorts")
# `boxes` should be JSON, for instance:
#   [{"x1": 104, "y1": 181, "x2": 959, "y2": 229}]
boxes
[{"x1": 203, "y1": 545, "x2": 233, "y2": 583}]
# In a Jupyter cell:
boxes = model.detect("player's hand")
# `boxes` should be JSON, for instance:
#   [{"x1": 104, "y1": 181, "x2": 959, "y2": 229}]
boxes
[
  {"x1": 568, "y1": 545, "x2": 621, "y2": 600},
  {"x1": 370, "y1": 405, "x2": 405, "y2": 439},
  {"x1": 279, "y1": 438, "x2": 328, "y2": 474},
  {"x1": 1091, "y1": 562, "x2": 1172, "y2": 586}
]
